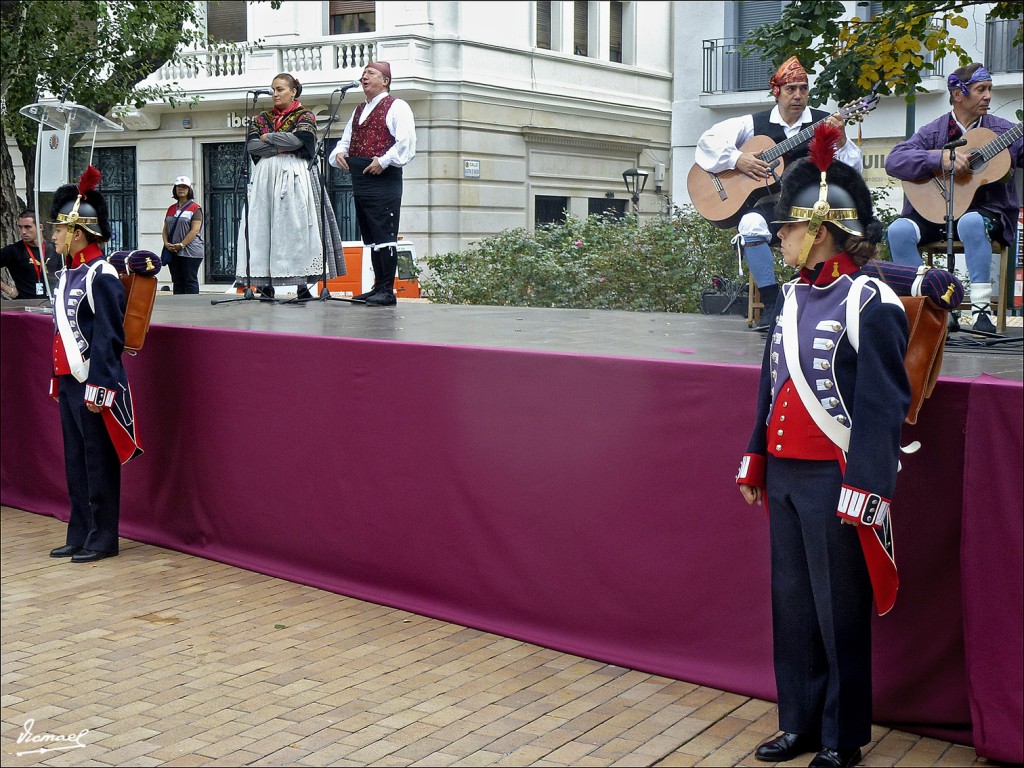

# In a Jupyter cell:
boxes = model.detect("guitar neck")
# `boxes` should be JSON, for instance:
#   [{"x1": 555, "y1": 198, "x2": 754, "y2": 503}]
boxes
[
  {"x1": 761, "y1": 116, "x2": 829, "y2": 163},
  {"x1": 975, "y1": 122, "x2": 1024, "y2": 163}
]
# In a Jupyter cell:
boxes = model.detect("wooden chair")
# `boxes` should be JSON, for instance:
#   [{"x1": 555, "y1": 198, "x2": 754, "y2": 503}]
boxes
[
  {"x1": 746, "y1": 272, "x2": 765, "y2": 327},
  {"x1": 920, "y1": 240, "x2": 1011, "y2": 333}
]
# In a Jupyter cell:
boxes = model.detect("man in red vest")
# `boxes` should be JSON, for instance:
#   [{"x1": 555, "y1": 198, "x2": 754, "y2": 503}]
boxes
[{"x1": 329, "y1": 61, "x2": 417, "y2": 306}]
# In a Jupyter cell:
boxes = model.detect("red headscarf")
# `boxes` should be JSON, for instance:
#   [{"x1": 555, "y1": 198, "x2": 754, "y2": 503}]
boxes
[{"x1": 769, "y1": 56, "x2": 808, "y2": 97}]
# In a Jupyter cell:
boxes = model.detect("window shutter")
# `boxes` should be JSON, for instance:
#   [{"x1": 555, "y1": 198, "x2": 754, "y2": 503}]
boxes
[
  {"x1": 207, "y1": 0, "x2": 247, "y2": 43},
  {"x1": 574, "y1": 0, "x2": 589, "y2": 56},
  {"x1": 610, "y1": 1, "x2": 622, "y2": 63},
  {"x1": 537, "y1": 1, "x2": 551, "y2": 50}
]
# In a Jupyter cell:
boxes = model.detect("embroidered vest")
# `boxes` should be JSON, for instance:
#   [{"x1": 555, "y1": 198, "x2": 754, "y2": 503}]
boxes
[{"x1": 350, "y1": 96, "x2": 397, "y2": 158}]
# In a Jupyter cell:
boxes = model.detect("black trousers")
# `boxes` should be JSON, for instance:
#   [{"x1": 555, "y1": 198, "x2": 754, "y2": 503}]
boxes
[
  {"x1": 766, "y1": 456, "x2": 873, "y2": 750},
  {"x1": 59, "y1": 377, "x2": 121, "y2": 553},
  {"x1": 169, "y1": 257, "x2": 202, "y2": 294}
]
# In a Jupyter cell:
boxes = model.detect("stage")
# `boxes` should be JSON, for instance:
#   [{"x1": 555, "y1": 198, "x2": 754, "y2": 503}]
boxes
[{"x1": 1, "y1": 297, "x2": 1022, "y2": 764}]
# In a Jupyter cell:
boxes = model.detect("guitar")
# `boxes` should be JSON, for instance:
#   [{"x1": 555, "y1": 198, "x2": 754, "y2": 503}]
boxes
[
  {"x1": 900, "y1": 122, "x2": 1023, "y2": 224},
  {"x1": 686, "y1": 87, "x2": 881, "y2": 228}
]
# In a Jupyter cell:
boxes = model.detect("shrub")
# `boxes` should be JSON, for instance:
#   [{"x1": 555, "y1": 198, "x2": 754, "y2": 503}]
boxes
[{"x1": 421, "y1": 207, "x2": 787, "y2": 313}]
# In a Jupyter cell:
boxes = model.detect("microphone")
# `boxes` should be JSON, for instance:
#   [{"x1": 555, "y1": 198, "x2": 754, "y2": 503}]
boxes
[
  {"x1": 249, "y1": 89, "x2": 272, "y2": 96},
  {"x1": 943, "y1": 137, "x2": 967, "y2": 150},
  {"x1": 335, "y1": 81, "x2": 361, "y2": 93}
]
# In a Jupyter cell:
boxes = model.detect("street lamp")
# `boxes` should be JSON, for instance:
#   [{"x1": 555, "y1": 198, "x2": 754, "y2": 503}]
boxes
[{"x1": 621, "y1": 168, "x2": 649, "y2": 205}]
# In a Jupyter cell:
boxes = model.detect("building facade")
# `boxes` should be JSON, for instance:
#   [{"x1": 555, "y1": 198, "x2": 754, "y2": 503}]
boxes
[{"x1": 8, "y1": 1, "x2": 1021, "y2": 291}]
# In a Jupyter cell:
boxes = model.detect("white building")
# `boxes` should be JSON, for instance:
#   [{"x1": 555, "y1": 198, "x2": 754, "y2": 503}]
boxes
[{"x1": 9, "y1": 1, "x2": 1021, "y2": 291}]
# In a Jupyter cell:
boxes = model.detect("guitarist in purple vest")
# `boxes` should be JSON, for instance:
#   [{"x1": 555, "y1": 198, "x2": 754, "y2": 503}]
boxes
[
  {"x1": 885, "y1": 63, "x2": 1023, "y2": 334},
  {"x1": 695, "y1": 57, "x2": 863, "y2": 330}
]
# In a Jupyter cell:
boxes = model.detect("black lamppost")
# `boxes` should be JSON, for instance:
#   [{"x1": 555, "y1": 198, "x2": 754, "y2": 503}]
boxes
[{"x1": 621, "y1": 168, "x2": 649, "y2": 206}]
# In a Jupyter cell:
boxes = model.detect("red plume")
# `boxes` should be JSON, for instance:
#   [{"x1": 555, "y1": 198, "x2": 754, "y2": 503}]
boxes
[
  {"x1": 808, "y1": 122, "x2": 842, "y2": 173},
  {"x1": 77, "y1": 165, "x2": 101, "y2": 196}
]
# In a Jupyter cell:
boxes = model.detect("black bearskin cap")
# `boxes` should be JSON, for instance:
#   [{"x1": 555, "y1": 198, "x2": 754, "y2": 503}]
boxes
[
  {"x1": 50, "y1": 166, "x2": 112, "y2": 241},
  {"x1": 773, "y1": 157, "x2": 882, "y2": 244}
]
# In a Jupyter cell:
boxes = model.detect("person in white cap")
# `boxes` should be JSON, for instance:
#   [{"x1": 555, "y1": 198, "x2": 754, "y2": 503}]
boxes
[{"x1": 162, "y1": 175, "x2": 205, "y2": 294}]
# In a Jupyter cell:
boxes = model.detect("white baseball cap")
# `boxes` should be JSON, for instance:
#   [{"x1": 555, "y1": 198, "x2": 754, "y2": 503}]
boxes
[{"x1": 174, "y1": 176, "x2": 193, "y2": 188}]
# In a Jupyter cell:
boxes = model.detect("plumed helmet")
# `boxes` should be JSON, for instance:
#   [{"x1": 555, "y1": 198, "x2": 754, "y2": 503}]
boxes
[
  {"x1": 773, "y1": 124, "x2": 877, "y2": 239},
  {"x1": 50, "y1": 166, "x2": 112, "y2": 241},
  {"x1": 109, "y1": 250, "x2": 163, "y2": 277}
]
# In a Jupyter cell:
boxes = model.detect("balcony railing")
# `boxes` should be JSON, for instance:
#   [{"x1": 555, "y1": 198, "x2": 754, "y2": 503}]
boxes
[
  {"x1": 700, "y1": 38, "x2": 772, "y2": 94},
  {"x1": 986, "y1": 17, "x2": 1023, "y2": 73},
  {"x1": 150, "y1": 38, "x2": 377, "y2": 87}
]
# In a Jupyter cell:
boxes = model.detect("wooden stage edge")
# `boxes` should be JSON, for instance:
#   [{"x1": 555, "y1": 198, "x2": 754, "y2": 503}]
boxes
[{"x1": 3, "y1": 294, "x2": 1022, "y2": 382}]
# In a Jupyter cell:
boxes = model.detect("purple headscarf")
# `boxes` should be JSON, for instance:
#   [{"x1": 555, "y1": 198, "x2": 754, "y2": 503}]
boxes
[{"x1": 948, "y1": 66, "x2": 992, "y2": 95}]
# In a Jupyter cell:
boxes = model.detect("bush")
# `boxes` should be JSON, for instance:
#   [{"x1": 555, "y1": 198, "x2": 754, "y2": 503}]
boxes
[{"x1": 422, "y1": 207, "x2": 782, "y2": 313}]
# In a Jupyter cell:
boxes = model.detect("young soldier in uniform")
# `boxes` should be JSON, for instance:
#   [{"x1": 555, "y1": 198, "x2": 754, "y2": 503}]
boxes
[
  {"x1": 48, "y1": 167, "x2": 142, "y2": 563},
  {"x1": 736, "y1": 125, "x2": 914, "y2": 768}
]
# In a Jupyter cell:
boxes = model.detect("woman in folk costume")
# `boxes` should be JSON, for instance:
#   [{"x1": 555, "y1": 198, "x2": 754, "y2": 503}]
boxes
[
  {"x1": 237, "y1": 72, "x2": 345, "y2": 298},
  {"x1": 48, "y1": 167, "x2": 146, "y2": 563},
  {"x1": 736, "y1": 124, "x2": 913, "y2": 768}
]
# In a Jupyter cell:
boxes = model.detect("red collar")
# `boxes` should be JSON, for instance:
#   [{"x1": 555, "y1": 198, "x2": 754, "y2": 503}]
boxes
[
  {"x1": 70, "y1": 242, "x2": 105, "y2": 269},
  {"x1": 800, "y1": 252, "x2": 859, "y2": 286}
]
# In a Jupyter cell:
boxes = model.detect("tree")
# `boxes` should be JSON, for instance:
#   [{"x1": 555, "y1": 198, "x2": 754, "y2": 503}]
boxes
[
  {"x1": 0, "y1": 1, "x2": 217, "y2": 246},
  {"x1": 742, "y1": 1, "x2": 1023, "y2": 108}
]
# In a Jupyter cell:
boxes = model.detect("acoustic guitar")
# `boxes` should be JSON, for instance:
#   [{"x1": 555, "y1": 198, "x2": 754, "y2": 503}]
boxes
[
  {"x1": 900, "y1": 122, "x2": 1023, "y2": 224},
  {"x1": 686, "y1": 88, "x2": 880, "y2": 228}
]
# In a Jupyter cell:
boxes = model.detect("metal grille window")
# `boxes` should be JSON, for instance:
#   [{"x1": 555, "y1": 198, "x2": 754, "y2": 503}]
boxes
[
  {"x1": 70, "y1": 146, "x2": 137, "y2": 254},
  {"x1": 986, "y1": 17, "x2": 1023, "y2": 73},
  {"x1": 203, "y1": 142, "x2": 246, "y2": 283},
  {"x1": 589, "y1": 197, "x2": 626, "y2": 217},
  {"x1": 207, "y1": 0, "x2": 247, "y2": 43},
  {"x1": 537, "y1": 0, "x2": 552, "y2": 50},
  {"x1": 330, "y1": 0, "x2": 375, "y2": 35},
  {"x1": 325, "y1": 138, "x2": 360, "y2": 241},
  {"x1": 535, "y1": 196, "x2": 569, "y2": 226},
  {"x1": 574, "y1": 0, "x2": 588, "y2": 56}
]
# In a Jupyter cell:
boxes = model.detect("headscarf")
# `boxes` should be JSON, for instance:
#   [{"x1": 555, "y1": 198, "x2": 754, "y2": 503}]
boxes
[
  {"x1": 947, "y1": 65, "x2": 992, "y2": 95},
  {"x1": 769, "y1": 56, "x2": 808, "y2": 98}
]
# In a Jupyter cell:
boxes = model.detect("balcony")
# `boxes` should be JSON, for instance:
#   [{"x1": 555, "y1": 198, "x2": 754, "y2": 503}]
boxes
[
  {"x1": 145, "y1": 36, "x2": 379, "y2": 96},
  {"x1": 699, "y1": 38, "x2": 772, "y2": 95}
]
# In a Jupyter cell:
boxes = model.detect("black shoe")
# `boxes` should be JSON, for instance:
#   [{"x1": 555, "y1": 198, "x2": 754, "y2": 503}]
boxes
[
  {"x1": 71, "y1": 549, "x2": 117, "y2": 563},
  {"x1": 948, "y1": 313, "x2": 961, "y2": 333},
  {"x1": 259, "y1": 284, "x2": 275, "y2": 299},
  {"x1": 296, "y1": 286, "x2": 313, "y2": 300},
  {"x1": 808, "y1": 748, "x2": 862, "y2": 768},
  {"x1": 50, "y1": 544, "x2": 82, "y2": 558},
  {"x1": 971, "y1": 311, "x2": 996, "y2": 334},
  {"x1": 755, "y1": 732, "x2": 821, "y2": 762},
  {"x1": 353, "y1": 285, "x2": 380, "y2": 301},
  {"x1": 364, "y1": 290, "x2": 397, "y2": 306}
]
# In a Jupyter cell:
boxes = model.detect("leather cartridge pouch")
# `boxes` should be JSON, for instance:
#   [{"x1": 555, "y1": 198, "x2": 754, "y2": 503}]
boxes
[
  {"x1": 899, "y1": 295, "x2": 948, "y2": 425},
  {"x1": 121, "y1": 274, "x2": 158, "y2": 353}
]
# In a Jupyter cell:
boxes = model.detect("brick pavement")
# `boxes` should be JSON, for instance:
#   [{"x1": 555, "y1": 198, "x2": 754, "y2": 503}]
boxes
[{"x1": 1, "y1": 506, "x2": 990, "y2": 767}]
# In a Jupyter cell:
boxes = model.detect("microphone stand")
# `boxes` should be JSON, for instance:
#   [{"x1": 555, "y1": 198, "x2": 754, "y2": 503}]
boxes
[
  {"x1": 212, "y1": 91, "x2": 279, "y2": 305},
  {"x1": 290, "y1": 85, "x2": 362, "y2": 305}
]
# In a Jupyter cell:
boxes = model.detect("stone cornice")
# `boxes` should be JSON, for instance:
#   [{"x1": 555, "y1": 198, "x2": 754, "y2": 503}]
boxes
[{"x1": 521, "y1": 127, "x2": 652, "y2": 154}]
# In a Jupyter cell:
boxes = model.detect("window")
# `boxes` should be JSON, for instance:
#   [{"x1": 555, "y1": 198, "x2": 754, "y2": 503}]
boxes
[
  {"x1": 537, "y1": 1, "x2": 552, "y2": 50},
  {"x1": 70, "y1": 146, "x2": 137, "y2": 254},
  {"x1": 986, "y1": 17, "x2": 1023, "y2": 73},
  {"x1": 734, "y1": 0, "x2": 781, "y2": 91},
  {"x1": 330, "y1": 0, "x2": 375, "y2": 35},
  {"x1": 574, "y1": 0, "x2": 588, "y2": 56},
  {"x1": 589, "y1": 197, "x2": 626, "y2": 218},
  {"x1": 535, "y1": 196, "x2": 569, "y2": 226},
  {"x1": 610, "y1": 1, "x2": 623, "y2": 63},
  {"x1": 203, "y1": 142, "x2": 246, "y2": 283},
  {"x1": 207, "y1": 0, "x2": 247, "y2": 43}
]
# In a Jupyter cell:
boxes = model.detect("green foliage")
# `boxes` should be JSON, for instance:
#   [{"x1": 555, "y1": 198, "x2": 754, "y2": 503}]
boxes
[
  {"x1": 741, "y1": 1, "x2": 1022, "y2": 107},
  {"x1": 421, "y1": 209, "x2": 778, "y2": 314}
]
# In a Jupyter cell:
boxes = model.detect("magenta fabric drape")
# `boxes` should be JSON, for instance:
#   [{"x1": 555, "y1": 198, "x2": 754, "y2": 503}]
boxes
[{"x1": 3, "y1": 310, "x2": 1020, "y2": 757}]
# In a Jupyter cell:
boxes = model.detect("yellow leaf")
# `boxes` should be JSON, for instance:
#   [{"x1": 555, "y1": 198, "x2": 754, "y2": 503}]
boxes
[{"x1": 949, "y1": 15, "x2": 968, "y2": 29}]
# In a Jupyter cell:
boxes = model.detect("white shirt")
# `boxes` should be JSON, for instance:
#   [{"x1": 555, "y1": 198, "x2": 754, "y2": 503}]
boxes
[
  {"x1": 329, "y1": 92, "x2": 417, "y2": 170},
  {"x1": 695, "y1": 106, "x2": 863, "y2": 174}
]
